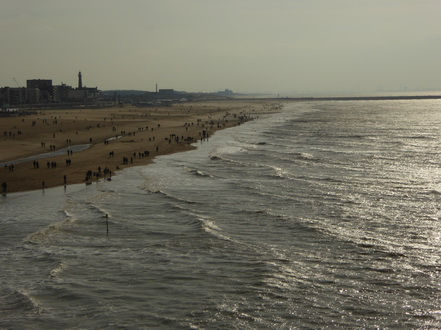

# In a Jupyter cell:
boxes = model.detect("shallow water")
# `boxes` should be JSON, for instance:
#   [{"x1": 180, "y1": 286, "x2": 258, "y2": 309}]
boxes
[{"x1": 2, "y1": 99, "x2": 441, "y2": 328}]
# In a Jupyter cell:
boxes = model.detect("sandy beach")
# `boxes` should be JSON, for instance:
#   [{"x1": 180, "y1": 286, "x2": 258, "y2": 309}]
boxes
[{"x1": 1, "y1": 100, "x2": 280, "y2": 193}]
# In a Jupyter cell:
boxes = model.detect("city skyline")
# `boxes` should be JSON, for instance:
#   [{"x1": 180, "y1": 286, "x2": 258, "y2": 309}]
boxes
[
  {"x1": 1, "y1": 71, "x2": 101, "y2": 106},
  {"x1": 1, "y1": 1, "x2": 440, "y2": 94}
]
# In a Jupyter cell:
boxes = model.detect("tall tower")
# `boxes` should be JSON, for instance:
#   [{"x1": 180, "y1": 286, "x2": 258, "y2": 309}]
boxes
[{"x1": 78, "y1": 71, "x2": 83, "y2": 89}]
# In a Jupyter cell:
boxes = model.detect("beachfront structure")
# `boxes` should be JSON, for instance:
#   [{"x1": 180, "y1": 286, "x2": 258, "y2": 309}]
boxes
[
  {"x1": 27, "y1": 79, "x2": 54, "y2": 103},
  {"x1": 66, "y1": 87, "x2": 100, "y2": 102},
  {"x1": 0, "y1": 73, "x2": 101, "y2": 106},
  {"x1": 0, "y1": 87, "x2": 26, "y2": 106}
]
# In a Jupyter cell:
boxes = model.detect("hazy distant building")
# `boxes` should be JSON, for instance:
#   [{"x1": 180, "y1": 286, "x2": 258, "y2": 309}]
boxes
[
  {"x1": 55, "y1": 84, "x2": 71, "y2": 102},
  {"x1": 1, "y1": 72, "x2": 101, "y2": 106},
  {"x1": 27, "y1": 79, "x2": 53, "y2": 103},
  {"x1": 56, "y1": 72, "x2": 101, "y2": 102},
  {"x1": 218, "y1": 89, "x2": 234, "y2": 95},
  {"x1": 63, "y1": 71, "x2": 101, "y2": 102},
  {"x1": 158, "y1": 89, "x2": 175, "y2": 99},
  {"x1": 67, "y1": 89, "x2": 88, "y2": 101},
  {"x1": 26, "y1": 87, "x2": 40, "y2": 104},
  {"x1": 0, "y1": 87, "x2": 26, "y2": 105}
]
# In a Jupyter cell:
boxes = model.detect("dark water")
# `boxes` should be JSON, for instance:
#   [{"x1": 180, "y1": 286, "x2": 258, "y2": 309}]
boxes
[{"x1": 2, "y1": 100, "x2": 441, "y2": 328}]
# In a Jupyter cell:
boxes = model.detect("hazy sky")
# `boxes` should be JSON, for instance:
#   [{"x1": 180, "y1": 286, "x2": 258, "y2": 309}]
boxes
[{"x1": 1, "y1": 0, "x2": 440, "y2": 94}]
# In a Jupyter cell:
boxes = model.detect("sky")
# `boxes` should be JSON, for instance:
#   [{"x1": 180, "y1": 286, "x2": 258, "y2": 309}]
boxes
[{"x1": 1, "y1": 0, "x2": 440, "y2": 94}]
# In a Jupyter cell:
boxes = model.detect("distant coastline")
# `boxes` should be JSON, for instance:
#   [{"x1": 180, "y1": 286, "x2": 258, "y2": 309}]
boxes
[{"x1": 239, "y1": 94, "x2": 441, "y2": 102}]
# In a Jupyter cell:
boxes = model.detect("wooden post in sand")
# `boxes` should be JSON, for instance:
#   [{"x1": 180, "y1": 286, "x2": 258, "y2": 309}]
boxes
[{"x1": 105, "y1": 214, "x2": 109, "y2": 235}]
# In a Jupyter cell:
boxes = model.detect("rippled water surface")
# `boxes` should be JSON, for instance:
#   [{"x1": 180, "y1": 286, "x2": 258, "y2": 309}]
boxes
[{"x1": 2, "y1": 99, "x2": 441, "y2": 328}]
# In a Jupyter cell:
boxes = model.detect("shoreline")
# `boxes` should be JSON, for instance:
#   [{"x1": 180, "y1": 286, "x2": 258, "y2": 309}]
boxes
[{"x1": 1, "y1": 100, "x2": 282, "y2": 194}]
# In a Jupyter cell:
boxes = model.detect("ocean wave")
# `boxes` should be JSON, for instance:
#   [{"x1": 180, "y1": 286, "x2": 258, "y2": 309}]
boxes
[
  {"x1": 303, "y1": 216, "x2": 410, "y2": 260},
  {"x1": 208, "y1": 154, "x2": 247, "y2": 168},
  {"x1": 428, "y1": 189, "x2": 441, "y2": 195},
  {"x1": 0, "y1": 287, "x2": 42, "y2": 314},
  {"x1": 179, "y1": 209, "x2": 235, "y2": 243},
  {"x1": 334, "y1": 134, "x2": 366, "y2": 139},
  {"x1": 86, "y1": 204, "x2": 111, "y2": 219},
  {"x1": 24, "y1": 212, "x2": 78, "y2": 245},
  {"x1": 49, "y1": 261, "x2": 67, "y2": 279},
  {"x1": 188, "y1": 168, "x2": 213, "y2": 178},
  {"x1": 213, "y1": 145, "x2": 245, "y2": 155},
  {"x1": 199, "y1": 217, "x2": 230, "y2": 241},
  {"x1": 292, "y1": 152, "x2": 316, "y2": 160},
  {"x1": 209, "y1": 154, "x2": 223, "y2": 161},
  {"x1": 146, "y1": 189, "x2": 198, "y2": 205},
  {"x1": 264, "y1": 150, "x2": 321, "y2": 164},
  {"x1": 263, "y1": 164, "x2": 290, "y2": 179}
]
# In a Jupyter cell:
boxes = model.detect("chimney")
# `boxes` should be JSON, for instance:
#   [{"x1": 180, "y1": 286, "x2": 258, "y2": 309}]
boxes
[{"x1": 78, "y1": 71, "x2": 83, "y2": 89}]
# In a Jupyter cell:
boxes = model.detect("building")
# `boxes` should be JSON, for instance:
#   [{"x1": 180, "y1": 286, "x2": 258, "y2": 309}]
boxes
[
  {"x1": 61, "y1": 71, "x2": 101, "y2": 102},
  {"x1": 1, "y1": 72, "x2": 101, "y2": 106},
  {"x1": 0, "y1": 87, "x2": 32, "y2": 106},
  {"x1": 26, "y1": 88, "x2": 40, "y2": 104},
  {"x1": 158, "y1": 89, "x2": 175, "y2": 99},
  {"x1": 26, "y1": 79, "x2": 53, "y2": 103}
]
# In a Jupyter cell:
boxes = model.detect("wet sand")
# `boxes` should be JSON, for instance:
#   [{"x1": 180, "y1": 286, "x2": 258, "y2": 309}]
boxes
[{"x1": 1, "y1": 100, "x2": 280, "y2": 193}]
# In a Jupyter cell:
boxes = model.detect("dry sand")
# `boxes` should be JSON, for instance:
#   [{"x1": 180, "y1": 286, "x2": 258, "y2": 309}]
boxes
[{"x1": 1, "y1": 100, "x2": 281, "y2": 193}]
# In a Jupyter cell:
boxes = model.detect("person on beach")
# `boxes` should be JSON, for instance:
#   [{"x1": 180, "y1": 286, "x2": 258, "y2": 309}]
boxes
[{"x1": 1, "y1": 182, "x2": 7, "y2": 194}]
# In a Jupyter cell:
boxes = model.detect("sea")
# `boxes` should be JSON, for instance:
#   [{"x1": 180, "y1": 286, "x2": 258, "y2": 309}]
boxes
[{"x1": 2, "y1": 99, "x2": 441, "y2": 329}]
